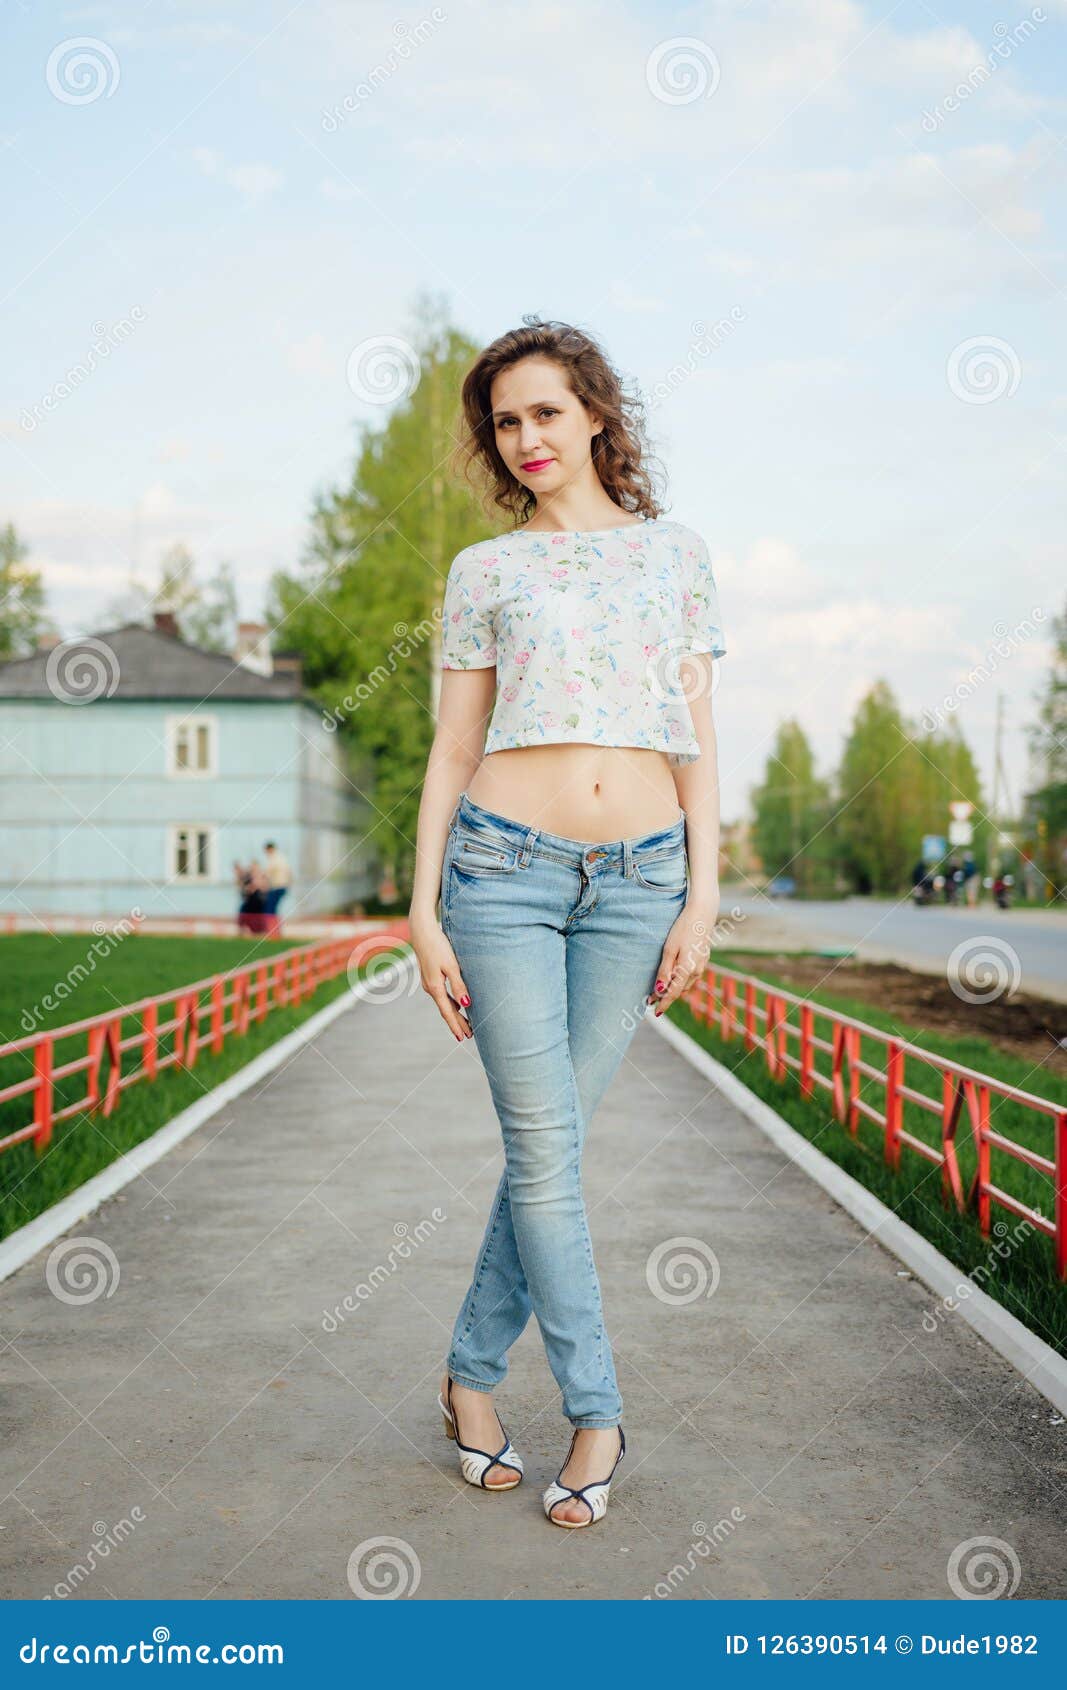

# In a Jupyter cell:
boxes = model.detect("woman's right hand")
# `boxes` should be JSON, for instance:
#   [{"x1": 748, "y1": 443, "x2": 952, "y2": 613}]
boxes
[{"x1": 409, "y1": 910, "x2": 474, "y2": 1041}]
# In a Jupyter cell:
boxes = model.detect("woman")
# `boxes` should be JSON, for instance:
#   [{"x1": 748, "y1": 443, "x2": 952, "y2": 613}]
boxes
[
  {"x1": 409, "y1": 317, "x2": 726, "y2": 1529},
  {"x1": 234, "y1": 858, "x2": 269, "y2": 935}
]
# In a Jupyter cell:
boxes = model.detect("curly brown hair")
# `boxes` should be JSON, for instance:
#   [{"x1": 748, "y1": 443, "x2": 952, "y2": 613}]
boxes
[{"x1": 450, "y1": 315, "x2": 664, "y2": 529}]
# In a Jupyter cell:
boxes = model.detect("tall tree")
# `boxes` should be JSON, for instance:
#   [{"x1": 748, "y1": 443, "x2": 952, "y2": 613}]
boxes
[
  {"x1": 750, "y1": 720, "x2": 834, "y2": 894},
  {"x1": 905, "y1": 715, "x2": 989, "y2": 869},
  {"x1": 835, "y1": 680, "x2": 916, "y2": 893},
  {"x1": 100, "y1": 544, "x2": 239, "y2": 651},
  {"x1": 0, "y1": 522, "x2": 51, "y2": 659},
  {"x1": 267, "y1": 291, "x2": 492, "y2": 895}
]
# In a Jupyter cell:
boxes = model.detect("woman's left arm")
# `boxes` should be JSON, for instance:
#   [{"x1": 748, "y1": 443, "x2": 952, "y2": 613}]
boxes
[{"x1": 649, "y1": 655, "x2": 721, "y2": 1016}]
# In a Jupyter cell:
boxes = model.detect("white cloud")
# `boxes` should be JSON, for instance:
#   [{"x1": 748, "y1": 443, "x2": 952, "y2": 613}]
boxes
[
  {"x1": 190, "y1": 148, "x2": 283, "y2": 202},
  {"x1": 158, "y1": 438, "x2": 193, "y2": 463},
  {"x1": 286, "y1": 332, "x2": 335, "y2": 378}
]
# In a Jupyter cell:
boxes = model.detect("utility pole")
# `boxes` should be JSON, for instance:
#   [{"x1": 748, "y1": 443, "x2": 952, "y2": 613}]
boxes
[{"x1": 989, "y1": 691, "x2": 1013, "y2": 878}]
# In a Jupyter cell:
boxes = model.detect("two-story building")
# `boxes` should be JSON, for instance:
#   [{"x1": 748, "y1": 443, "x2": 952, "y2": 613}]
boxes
[{"x1": 0, "y1": 613, "x2": 375, "y2": 919}]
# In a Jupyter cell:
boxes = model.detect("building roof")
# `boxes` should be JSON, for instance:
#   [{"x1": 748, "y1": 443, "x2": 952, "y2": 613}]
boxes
[{"x1": 0, "y1": 624, "x2": 308, "y2": 703}]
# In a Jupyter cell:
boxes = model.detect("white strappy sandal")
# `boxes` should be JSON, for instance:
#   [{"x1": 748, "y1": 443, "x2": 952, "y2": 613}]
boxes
[
  {"x1": 543, "y1": 1425, "x2": 626, "y2": 1528},
  {"x1": 438, "y1": 1375, "x2": 524, "y2": 1490}
]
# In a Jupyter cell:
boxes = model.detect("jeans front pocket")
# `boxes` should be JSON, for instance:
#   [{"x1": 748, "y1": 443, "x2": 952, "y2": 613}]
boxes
[
  {"x1": 452, "y1": 830, "x2": 522, "y2": 877},
  {"x1": 631, "y1": 844, "x2": 689, "y2": 895}
]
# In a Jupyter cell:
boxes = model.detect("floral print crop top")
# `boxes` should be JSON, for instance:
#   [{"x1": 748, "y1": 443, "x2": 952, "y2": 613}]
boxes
[{"x1": 438, "y1": 517, "x2": 726, "y2": 767}]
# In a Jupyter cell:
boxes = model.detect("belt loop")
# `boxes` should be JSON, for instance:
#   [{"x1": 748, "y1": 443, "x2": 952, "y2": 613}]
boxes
[
  {"x1": 520, "y1": 825, "x2": 537, "y2": 867},
  {"x1": 622, "y1": 837, "x2": 633, "y2": 880}
]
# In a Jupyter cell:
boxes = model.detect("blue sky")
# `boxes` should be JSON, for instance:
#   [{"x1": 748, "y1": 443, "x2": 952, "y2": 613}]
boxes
[{"x1": 3, "y1": 0, "x2": 1065, "y2": 827}]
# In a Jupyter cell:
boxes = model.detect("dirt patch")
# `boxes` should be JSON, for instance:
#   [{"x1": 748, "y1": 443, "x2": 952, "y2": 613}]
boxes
[{"x1": 719, "y1": 953, "x2": 1067, "y2": 1074}]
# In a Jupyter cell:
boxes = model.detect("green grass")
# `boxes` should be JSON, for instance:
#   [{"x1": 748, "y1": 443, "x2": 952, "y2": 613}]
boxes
[
  {"x1": 668, "y1": 951, "x2": 1067, "y2": 1358},
  {"x1": 0, "y1": 933, "x2": 405, "y2": 1244}
]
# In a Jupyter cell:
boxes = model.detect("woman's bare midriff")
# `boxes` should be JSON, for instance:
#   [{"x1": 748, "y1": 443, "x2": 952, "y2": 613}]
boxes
[{"x1": 465, "y1": 743, "x2": 683, "y2": 843}]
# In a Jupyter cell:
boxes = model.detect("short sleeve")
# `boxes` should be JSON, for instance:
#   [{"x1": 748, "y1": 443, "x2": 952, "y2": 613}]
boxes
[
  {"x1": 440, "y1": 547, "x2": 498, "y2": 669},
  {"x1": 681, "y1": 530, "x2": 726, "y2": 658}
]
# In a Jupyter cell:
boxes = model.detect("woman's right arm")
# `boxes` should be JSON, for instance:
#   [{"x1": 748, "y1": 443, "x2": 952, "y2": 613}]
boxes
[{"x1": 408, "y1": 666, "x2": 497, "y2": 1040}]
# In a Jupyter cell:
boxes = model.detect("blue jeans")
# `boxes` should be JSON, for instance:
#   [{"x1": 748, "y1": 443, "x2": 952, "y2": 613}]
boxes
[{"x1": 439, "y1": 789, "x2": 690, "y2": 1428}]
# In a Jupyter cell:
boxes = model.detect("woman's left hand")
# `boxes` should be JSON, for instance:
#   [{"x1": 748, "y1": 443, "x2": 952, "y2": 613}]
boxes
[{"x1": 649, "y1": 893, "x2": 720, "y2": 1017}]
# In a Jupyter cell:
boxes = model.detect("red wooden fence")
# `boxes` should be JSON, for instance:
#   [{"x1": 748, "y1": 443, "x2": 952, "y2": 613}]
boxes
[
  {"x1": 685, "y1": 964, "x2": 1067, "y2": 1281},
  {"x1": 0, "y1": 927, "x2": 408, "y2": 1159}
]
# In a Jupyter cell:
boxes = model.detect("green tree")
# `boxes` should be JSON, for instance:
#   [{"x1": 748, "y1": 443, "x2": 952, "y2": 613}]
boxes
[
  {"x1": 905, "y1": 714, "x2": 989, "y2": 872},
  {"x1": 0, "y1": 522, "x2": 51, "y2": 660},
  {"x1": 266, "y1": 291, "x2": 493, "y2": 897},
  {"x1": 835, "y1": 680, "x2": 916, "y2": 893},
  {"x1": 101, "y1": 543, "x2": 239, "y2": 651},
  {"x1": 750, "y1": 720, "x2": 834, "y2": 895}
]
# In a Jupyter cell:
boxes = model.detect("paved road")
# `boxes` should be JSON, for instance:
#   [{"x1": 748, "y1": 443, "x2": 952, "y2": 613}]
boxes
[
  {"x1": 729, "y1": 895, "x2": 1067, "y2": 1003},
  {"x1": 1, "y1": 969, "x2": 1064, "y2": 1599}
]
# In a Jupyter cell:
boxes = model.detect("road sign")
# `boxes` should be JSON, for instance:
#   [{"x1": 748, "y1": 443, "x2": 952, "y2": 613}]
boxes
[
  {"x1": 948, "y1": 819, "x2": 973, "y2": 846},
  {"x1": 949, "y1": 800, "x2": 974, "y2": 821}
]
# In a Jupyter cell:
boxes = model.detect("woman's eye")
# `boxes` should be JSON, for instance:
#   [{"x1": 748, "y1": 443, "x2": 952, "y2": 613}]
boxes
[{"x1": 498, "y1": 409, "x2": 558, "y2": 427}]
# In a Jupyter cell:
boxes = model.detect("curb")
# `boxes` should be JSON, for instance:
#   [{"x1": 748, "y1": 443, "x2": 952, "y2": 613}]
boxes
[
  {"x1": 0, "y1": 950, "x2": 419, "y2": 1285},
  {"x1": 650, "y1": 1009, "x2": 1067, "y2": 1419}
]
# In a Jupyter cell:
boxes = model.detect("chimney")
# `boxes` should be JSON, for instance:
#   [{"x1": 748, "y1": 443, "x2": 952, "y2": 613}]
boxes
[
  {"x1": 234, "y1": 620, "x2": 273, "y2": 677},
  {"x1": 272, "y1": 649, "x2": 303, "y2": 691},
  {"x1": 153, "y1": 610, "x2": 179, "y2": 638}
]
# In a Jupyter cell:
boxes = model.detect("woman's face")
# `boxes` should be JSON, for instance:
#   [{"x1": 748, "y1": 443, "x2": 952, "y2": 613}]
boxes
[{"x1": 489, "y1": 357, "x2": 602, "y2": 499}]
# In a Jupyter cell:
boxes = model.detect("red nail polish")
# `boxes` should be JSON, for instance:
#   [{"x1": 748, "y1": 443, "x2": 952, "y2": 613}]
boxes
[
  {"x1": 655, "y1": 979, "x2": 665, "y2": 992},
  {"x1": 461, "y1": 995, "x2": 471, "y2": 1006}
]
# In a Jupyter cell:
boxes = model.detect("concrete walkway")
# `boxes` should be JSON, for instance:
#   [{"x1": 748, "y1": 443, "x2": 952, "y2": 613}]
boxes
[{"x1": 1, "y1": 972, "x2": 1064, "y2": 1601}]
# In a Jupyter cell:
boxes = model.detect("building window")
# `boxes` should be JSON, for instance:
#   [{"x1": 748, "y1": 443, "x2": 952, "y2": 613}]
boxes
[
  {"x1": 166, "y1": 713, "x2": 218, "y2": 777},
  {"x1": 168, "y1": 824, "x2": 216, "y2": 882}
]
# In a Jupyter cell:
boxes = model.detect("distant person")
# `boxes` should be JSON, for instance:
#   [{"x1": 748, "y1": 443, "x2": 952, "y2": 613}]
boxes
[
  {"x1": 962, "y1": 853, "x2": 979, "y2": 907},
  {"x1": 263, "y1": 841, "x2": 292, "y2": 929},
  {"x1": 234, "y1": 858, "x2": 269, "y2": 935}
]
